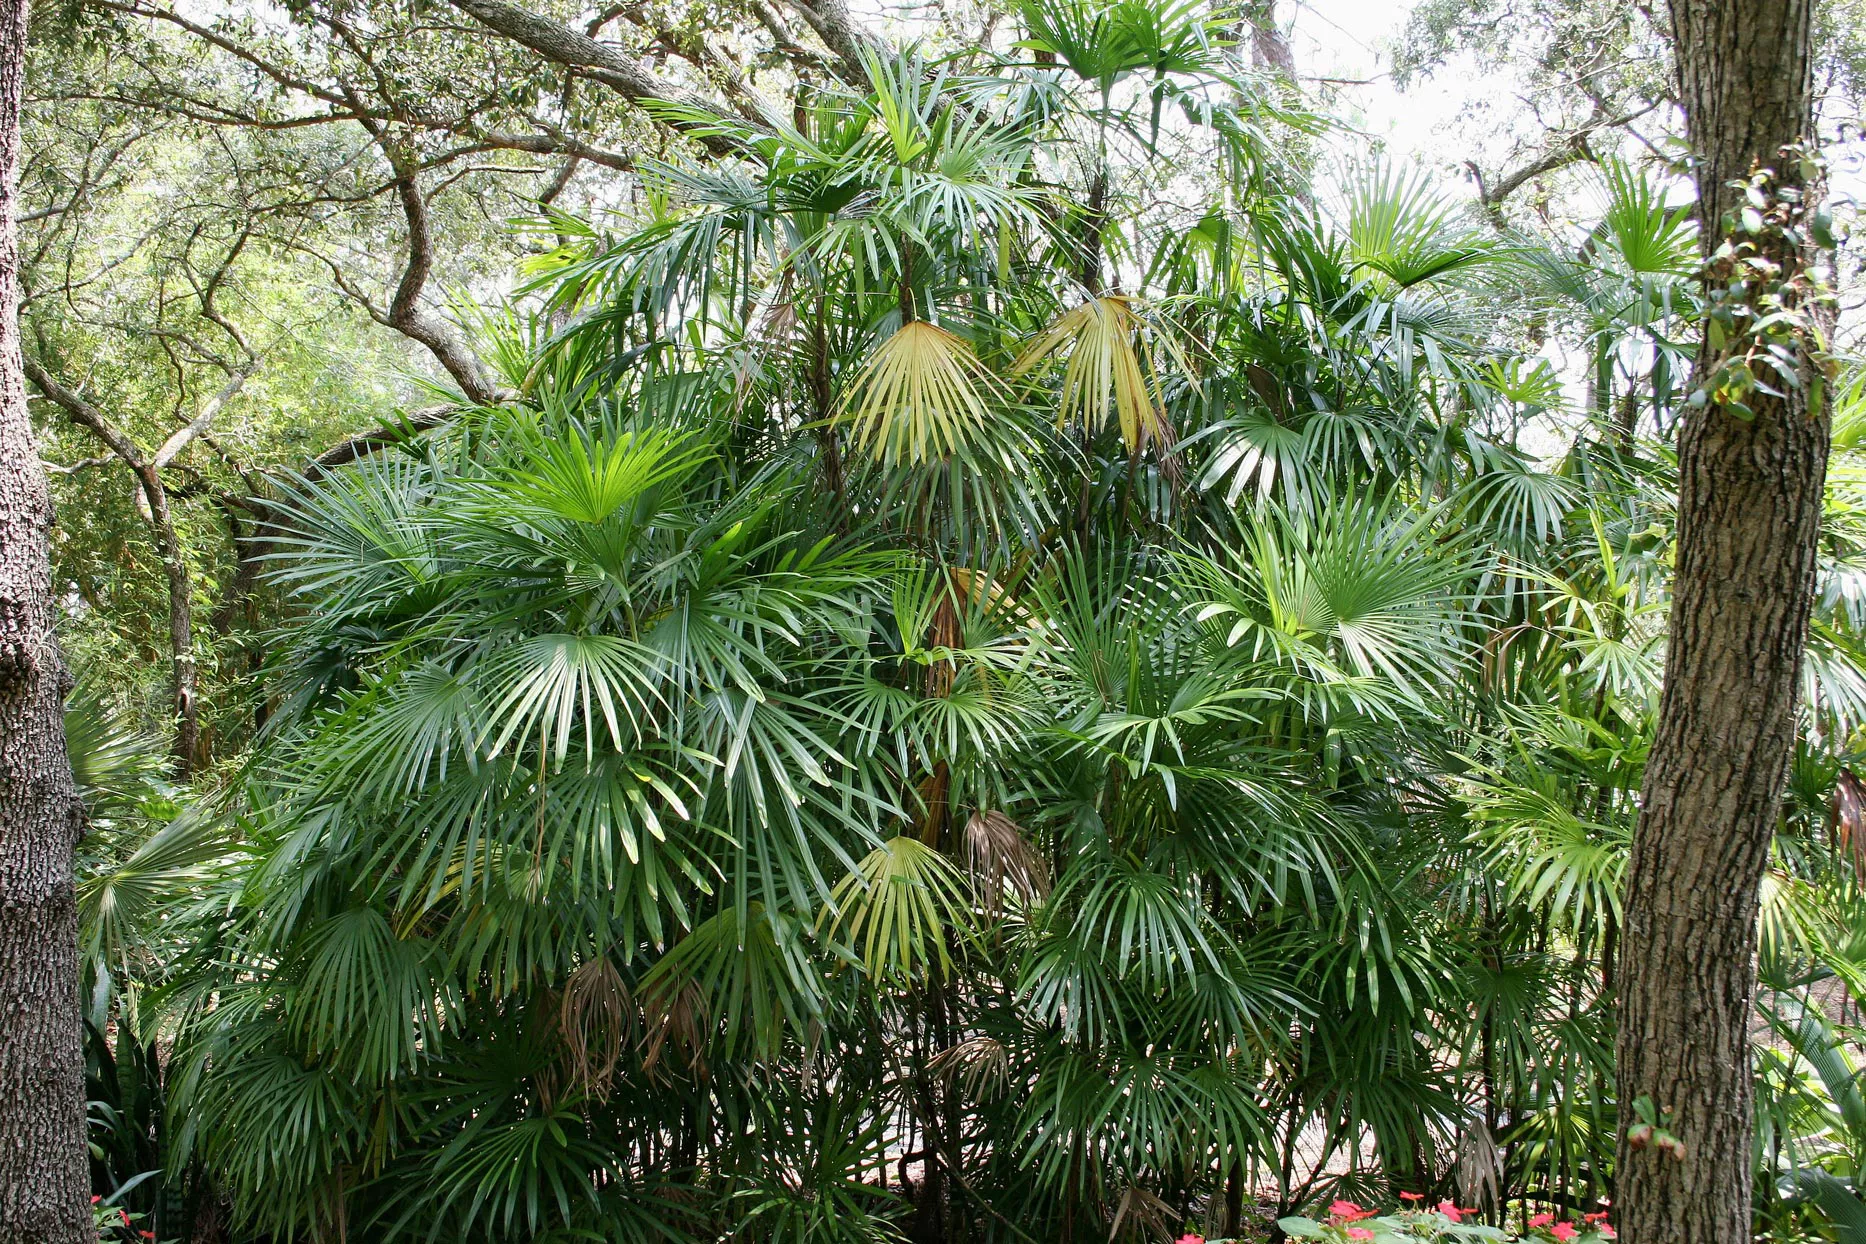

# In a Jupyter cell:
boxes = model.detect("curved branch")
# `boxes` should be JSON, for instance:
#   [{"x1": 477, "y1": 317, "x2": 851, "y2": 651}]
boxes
[
  {"x1": 779, "y1": 0, "x2": 878, "y2": 84},
  {"x1": 22, "y1": 356, "x2": 199, "y2": 776},
  {"x1": 443, "y1": 0, "x2": 744, "y2": 155}
]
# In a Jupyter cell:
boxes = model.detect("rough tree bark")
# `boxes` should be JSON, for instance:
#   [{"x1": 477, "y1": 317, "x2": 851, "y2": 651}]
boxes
[
  {"x1": 1614, "y1": 1, "x2": 1823, "y2": 1242},
  {"x1": 1243, "y1": 0, "x2": 1294, "y2": 79},
  {"x1": 0, "y1": 0, "x2": 92, "y2": 1235}
]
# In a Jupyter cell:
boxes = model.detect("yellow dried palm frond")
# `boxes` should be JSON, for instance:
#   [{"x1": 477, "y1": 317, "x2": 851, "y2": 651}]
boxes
[
  {"x1": 1011, "y1": 294, "x2": 1194, "y2": 455},
  {"x1": 837, "y1": 320, "x2": 1004, "y2": 464}
]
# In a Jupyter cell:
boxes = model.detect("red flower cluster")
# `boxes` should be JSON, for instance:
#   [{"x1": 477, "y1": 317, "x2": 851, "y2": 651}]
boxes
[
  {"x1": 1329, "y1": 1200, "x2": 1373, "y2": 1223},
  {"x1": 1386, "y1": 1194, "x2": 1476, "y2": 1221},
  {"x1": 1295, "y1": 1193, "x2": 1621, "y2": 1242},
  {"x1": 1528, "y1": 1210, "x2": 1615, "y2": 1241}
]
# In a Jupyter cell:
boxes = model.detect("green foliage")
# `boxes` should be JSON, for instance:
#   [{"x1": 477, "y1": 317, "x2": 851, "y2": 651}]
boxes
[{"x1": 50, "y1": 13, "x2": 1866, "y2": 1244}]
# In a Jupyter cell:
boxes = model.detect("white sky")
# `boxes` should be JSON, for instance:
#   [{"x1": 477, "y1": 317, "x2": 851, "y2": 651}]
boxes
[{"x1": 1289, "y1": 0, "x2": 1477, "y2": 175}]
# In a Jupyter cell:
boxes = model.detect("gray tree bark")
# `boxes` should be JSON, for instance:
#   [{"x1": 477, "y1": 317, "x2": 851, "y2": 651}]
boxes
[
  {"x1": 0, "y1": 0, "x2": 91, "y2": 1236},
  {"x1": 1614, "y1": 1, "x2": 1824, "y2": 1241},
  {"x1": 1244, "y1": 0, "x2": 1294, "y2": 78}
]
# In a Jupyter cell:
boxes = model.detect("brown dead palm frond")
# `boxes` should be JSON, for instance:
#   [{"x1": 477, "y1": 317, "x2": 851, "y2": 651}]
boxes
[
  {"x1": 838, "y1": 320, "x2": 1006, "y2": 464},
  {"x1": 1454, "y1": 1118, "x2": 1503, "y2": 1214},
  {"x1": 559, "y1": 955, "x2": 633, "y2": 1101},
  {"x1": 963, "y1": 809, "x2": 1051, "y2": 913},
  {"x1": 1831, "y1": 768, "x2": 1866, "y2": 882},
  {"x1": 729, "y1": 281, "x2": 800, "y2": 401},
  {"x1": 927, "y1": 1034, "x2": 1011, "y2": 1101},
  {"x1": 531, "y1": 988, "x2": 566, "y2": 1111},
  {"x1": 1011, "y1": 294, "x2": 1196, "y2": 456},
  {"x1": 639, "y1": 976, "x2": 711, "y2": 1080},
  {"x1": 1107, "y1": 1182, "x2": 1175, "y2": 1242}
]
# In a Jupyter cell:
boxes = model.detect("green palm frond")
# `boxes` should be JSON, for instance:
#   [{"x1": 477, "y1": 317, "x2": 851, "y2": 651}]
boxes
[
  {"x1": 1342, "y1": 163, "x2": 1497, "y2": 289},
  {"x1": 1595, "y1": 158, "x2": 1697, "y2": 278},
  {"x1": 1466, "y1": 773, "x2": 1630, "y2": 930},
  {"x1": 477, "y1": 633, "x2": 668, "y2": 764},
  {"x1": 1185, "y1": 492, "x2": 1480, "y2": 712},
  {"x1": 425, "y1": 1110, "x2": 620, "y2": 1238},
  {"x1": 638, "y1": 903, "x2": 822, "y2": 1067},
  {"x1": 491, "y1": 423, "x2": 709, "y2": 525},
  {"x1": 79, "y1": 807, "x2": 227, "y2": 968},
  {"x1": 65, "y1": 684, "x2": 165, "y2": 823},
  {"x1": 825, "y1": 835, "x2": 977, "y2": 983},
  {"x1": 1013, "y1": 0, "x2": 1232, "y2": 94}
]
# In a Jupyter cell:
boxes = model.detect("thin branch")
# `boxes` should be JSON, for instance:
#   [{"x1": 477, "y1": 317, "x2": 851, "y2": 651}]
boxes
[
  {"x1": 23, "y1": 354, "x2": 200, "y2": 775},
  {"x1": 41, "y1": 454, "x2": 114, "y2": 475},
  {"x1": 313, "y1": 404, "x2": 461, "y2": 469},
  {"x1": 1471, "y1": 99, "x2": 1663, "y2": 223},
  {"x1": 778, "y1": 0, "x2": 877, "y2": 84},
  {"x1": 152, "y1": 362, "x2": 260, "y2": 469},
  {"x1": 22, "y1": 355, "x2": 145, "y2": 467}
]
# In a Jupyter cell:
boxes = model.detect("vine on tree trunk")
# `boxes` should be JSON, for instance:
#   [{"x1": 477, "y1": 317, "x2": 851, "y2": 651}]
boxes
[{"x1": 1691, "y1": 146, "x2": 1840, "y2": 422}]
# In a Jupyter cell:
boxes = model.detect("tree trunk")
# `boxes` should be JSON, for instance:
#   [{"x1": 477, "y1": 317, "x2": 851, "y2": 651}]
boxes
[
  {"x1": 1614, "y1": 2, "x2": 1822, "y2": 1242},
  {"x1": 0, "y1": 0, "x2": 91, "y2": 1236},
  {"x1": 1244, "y1": 0, "x2": 1294, "y2": 79},
  {"x1": 18, "y1": 361, "x2": 200, "y2": 777},
  {"x1": 138, "y1": 465, "x2": 198, "y2": 776}
]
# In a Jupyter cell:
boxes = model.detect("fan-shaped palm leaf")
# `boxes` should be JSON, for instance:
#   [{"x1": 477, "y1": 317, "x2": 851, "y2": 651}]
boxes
[
  {"x1": 839, "y1": 321, "x2": 1005, "y2": 464},
  {"x1": 1013, "y1": 295, "x2": 1192, "y2": 455}
]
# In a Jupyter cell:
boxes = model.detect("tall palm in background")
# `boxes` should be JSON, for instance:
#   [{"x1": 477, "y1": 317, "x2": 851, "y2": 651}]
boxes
[{"x1": 69, "y1": 8, "x2": 1866, "y2": 1244}]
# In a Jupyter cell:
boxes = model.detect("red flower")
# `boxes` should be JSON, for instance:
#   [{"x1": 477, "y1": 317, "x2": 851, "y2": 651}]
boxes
[
  {"x1": 1552, "y1": 1224, "x2": 1578, "y2": 1242},
  {"x1": 1438, "y1": 1201, "x2": 1462, "y2": 1223},
  {"x1": 1530, "y1": 1213, "x2": 1554, "y2": 1227},
  {"x1": 1399, "y1": 1192, "x2": 1423, "y2": 1203},
  {"x1": 90, "y1": 1196, "x2": 101, "y2": 1205},
  {"x1": 140, "y1": 1233, "x2": 155, "y2": 1241},
  {"x1": 1330, "y1": 1200, "x2": 1371, "y2": 1222},
  {"x1": 1598, "y1": 1228, "x2": 1616, "y2": 1240},
  {"x1": 1176, "y1": 1235, "x2": 1204, "y2": 1244},
  {"x1": 119, "y1": 1209, "x2": 132, "y2": 1227},
  {"x1": 1584, "y1": 1213, "x2": 1609, "y2": 1223},
  {"x1": 1347, "y1": 1230, "x2": 1374, "y2": 1241}
]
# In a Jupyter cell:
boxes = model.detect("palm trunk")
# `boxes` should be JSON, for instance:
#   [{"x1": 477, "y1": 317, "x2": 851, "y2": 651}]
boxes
[
  {"x1": 1222, "y1": 1159, "x2": 1245, "y2": 1237},
  {"x1": 0, "y1": 0, "x2": 91, "y2": 1234},
  {"x1": 1614, "y1": 2, "x2": 1824, "y2": 1241},
  {"x1": 810, "y1": 291, "x2": 847, "y2": 517}
]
